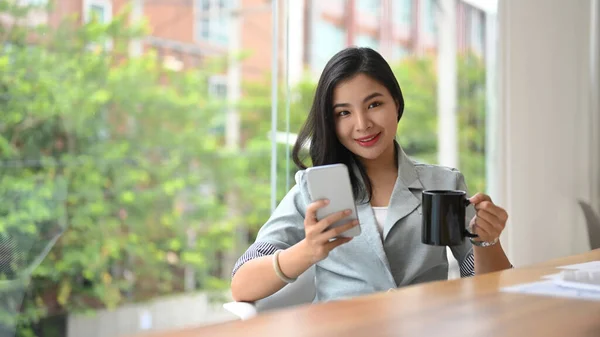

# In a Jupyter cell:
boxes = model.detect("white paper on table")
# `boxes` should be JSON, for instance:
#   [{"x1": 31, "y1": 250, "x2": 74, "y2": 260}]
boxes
[
  {"x1": 557, "y1": 261, "x2": 600, "y2": 271},
  {"x1": 541, "y1": 273, "x2": 562, "y2": 280},
  {"x1": 542, "y1": 260, "x2": 600, "y2": 280},
  {"x1": 501, "y1": 280, "x2": 600, "y2": 301}
]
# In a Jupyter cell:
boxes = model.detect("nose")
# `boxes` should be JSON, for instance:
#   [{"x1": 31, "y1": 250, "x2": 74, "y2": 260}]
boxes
[{"x1": 355, "y1": 111, "x2": 372, "y2": 131}]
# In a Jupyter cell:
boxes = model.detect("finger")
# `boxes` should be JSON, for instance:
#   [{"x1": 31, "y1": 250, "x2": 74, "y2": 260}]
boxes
[
  {"x1": 315, "y1": 209, "x2": 353, "y2": 233},
  {"x1": 473, "y1": 217, "x2": 498, "y2": 240},
  {"x1": 319, "y1": 219, "x2": 359, "y2": 241},
  {"x1": 476, "y1": 201, "x2": 508, "y2": 221},
  {"x1": 324, "y1": 237, "x2": 353, "y2": 251},
  {"x1": 468, "y1": 216, "x2": 477, "y2": 233},
  {"x1": 469, "y1": 193, "x2": 492, "y2": 205},
  {"x1": 476, "y1": 209, "x2": 505, "y2": 232},
  {"x1": 305, "y1": 199, "x2": 330, "y2": 225}
]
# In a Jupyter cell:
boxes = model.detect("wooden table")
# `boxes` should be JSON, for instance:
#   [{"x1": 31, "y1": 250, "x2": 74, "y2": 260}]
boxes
[{"x1": 145, "y1": 249, "x2": 600, "y2": 337}]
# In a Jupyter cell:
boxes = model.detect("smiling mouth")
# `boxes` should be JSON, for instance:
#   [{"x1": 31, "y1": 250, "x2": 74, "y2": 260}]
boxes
[
  {"x1": 356, "y1": 133, "x2": 379, "y2": 142},
  {"x1": 355, "y1": 133, "x2": 381, "y2": 146}
]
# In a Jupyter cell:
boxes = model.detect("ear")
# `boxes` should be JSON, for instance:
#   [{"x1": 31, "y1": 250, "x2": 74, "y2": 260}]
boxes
[{"x1": 395, "y1": 99, "x2": 401, "y2": 120}]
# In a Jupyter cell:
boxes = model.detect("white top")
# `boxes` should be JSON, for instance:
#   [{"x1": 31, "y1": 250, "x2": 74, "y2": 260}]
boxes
[{"x1": 371, "y1": 206, "x2": 388, "y2": 238}]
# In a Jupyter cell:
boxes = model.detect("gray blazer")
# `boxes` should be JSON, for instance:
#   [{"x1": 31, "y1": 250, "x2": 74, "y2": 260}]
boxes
[{"x1": 246, "y1": 146, "x2": 475, "y2": 302}]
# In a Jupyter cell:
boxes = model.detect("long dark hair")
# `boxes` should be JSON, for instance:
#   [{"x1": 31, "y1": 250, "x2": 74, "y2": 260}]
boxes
[{"x1": 292, "y1": 47, "x2": 405, "y2": 203}]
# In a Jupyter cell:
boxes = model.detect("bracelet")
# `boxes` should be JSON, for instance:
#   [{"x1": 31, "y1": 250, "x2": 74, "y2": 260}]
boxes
[
  {"x1": 469, "y1": 236, "x2": 499, "y2": 247},
  {"x1": 272, "y1": 250, "x2": 297, "y2": 283}
]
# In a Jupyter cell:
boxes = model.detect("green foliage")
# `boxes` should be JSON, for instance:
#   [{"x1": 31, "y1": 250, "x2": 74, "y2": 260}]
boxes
[
  {"x1": 457, "y1": 53, "x2": 487, "y2": 193},
  {"x1": 0, "y1": 3, "x2": 234, "y2": 334},
  {"x1": 393, "y1": 57, "x2": 439, "y2": 163},
  {"x1": 232, "y1": 74, "x2": 312, "y2": 236},
  {"x1": 0, "y1": 2, "x2": 488, "y2": 335},
  {"x1": 394, "y1": 54, "x2": 487, "y2": 192}
]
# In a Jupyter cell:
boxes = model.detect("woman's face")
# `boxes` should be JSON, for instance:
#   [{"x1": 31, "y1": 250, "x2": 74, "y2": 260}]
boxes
[{"x1": 332, "y1": 73, "x2": 399, "y2": 164}]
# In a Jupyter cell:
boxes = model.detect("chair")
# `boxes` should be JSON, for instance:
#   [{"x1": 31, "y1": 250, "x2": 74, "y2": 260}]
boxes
[
  {"x1": 223, "y1": 265, "x2": 316, "y2": 320},
  {"x1": 577, "y1": 200, "x2": 600, "y2": 249}
]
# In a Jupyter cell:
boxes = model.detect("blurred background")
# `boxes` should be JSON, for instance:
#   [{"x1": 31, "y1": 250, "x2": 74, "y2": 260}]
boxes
[{"x1": 0, "y1": 0, "x2": 598, "y2": 336}]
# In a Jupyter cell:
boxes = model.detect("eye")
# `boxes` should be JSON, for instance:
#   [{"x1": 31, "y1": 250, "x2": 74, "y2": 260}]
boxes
[
  {"x1": 368, "y1": 101, "x2": 382, "y2": 109},
  {"x1": 337, "y1": 110, "x2": 350, "y2": 117}
]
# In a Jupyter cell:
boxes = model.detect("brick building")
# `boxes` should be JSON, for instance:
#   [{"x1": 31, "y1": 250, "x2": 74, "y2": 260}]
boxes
[
  {"x1": 292, "y1": 0, "x2": 488, "y2": 81},
  {"x1": 10, "y1": 0, "x2": 489, "y2": 98}
]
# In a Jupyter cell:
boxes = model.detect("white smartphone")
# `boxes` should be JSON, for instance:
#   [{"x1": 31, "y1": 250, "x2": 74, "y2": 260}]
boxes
[{"x1": 304, "y1": 163, "x2": 361, "y2": 237}]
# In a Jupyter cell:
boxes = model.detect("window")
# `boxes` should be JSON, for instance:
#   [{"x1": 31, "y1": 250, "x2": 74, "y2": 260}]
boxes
[
  {"x1": 357, "y1": 0, "x2": 380, "y2": 12},
  {"x1": 392, "y1": 45, "x2": 408, "y2": 60},
  {"x1": 199, "y1": 0, "x2": 211, "y2": 40},
  {"x1": 423, "y1": 0, "x2": 436, "y2": 35},
  {"x1": 208, "y1": 75, "x2": 228, "y2": 98},
  {"x1": 310, "y1": 20, "x2": 345, "y2": 73},
  {"x1": 195, "y1": 0, "x2": 230, "y2": 46},
  {"x1": 393, "y1": 0, "x2": 413, "y2": 26},
  {"x1": 90, "y1": 4, "x2": 106, "y2": 22},
  {"x1": 5, "y1": 0, "x2": 502, "y2": 334},
  {"x1": 355, "y1": 34, "x2": 379, "y2": 50},
  {"x1": 208, "y1": 75, "x2": 228, "y2": 136},
  {"x1": 83, "y1": 0, "x2": 112, "y2": 24},
  {"x1": 82, "y1": 0, "x2": 112, "y2": 51},
  {"x1": 21, "y1": 0, "x2": 48, "y2": 5},
  {"x1": 469, "y1": 9, "x2": 485, "y2": 55}
]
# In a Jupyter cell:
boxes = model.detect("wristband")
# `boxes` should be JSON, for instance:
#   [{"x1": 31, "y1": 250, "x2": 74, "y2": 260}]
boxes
[
  {"x1": 272, "y1": 250, "x2": 297, "y2": 283},
  {"x1": 469, "y1": 237, "x2": 499, "y2": 247}
]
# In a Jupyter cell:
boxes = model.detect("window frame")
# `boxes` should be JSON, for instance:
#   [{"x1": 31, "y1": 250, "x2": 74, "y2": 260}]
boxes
[
  {"x1": 83, "y1": 0, "x2": 113, "y2": 50},
  {"x1": 83, "y1": 0, "x2": 112, "y2": 24},
  {"x1": 194, "y1": 0, "x2": 230, "y2": 45}
]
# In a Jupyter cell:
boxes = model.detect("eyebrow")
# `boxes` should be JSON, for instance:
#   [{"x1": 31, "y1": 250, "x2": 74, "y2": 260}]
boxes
[{"x1": 332, "y1": 92, "x2": 384, "y2": 110}]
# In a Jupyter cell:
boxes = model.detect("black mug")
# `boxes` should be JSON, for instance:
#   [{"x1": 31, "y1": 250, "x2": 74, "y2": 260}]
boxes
[{"x1": 421, "y1": 190, "x2": 478, "y2": 246}]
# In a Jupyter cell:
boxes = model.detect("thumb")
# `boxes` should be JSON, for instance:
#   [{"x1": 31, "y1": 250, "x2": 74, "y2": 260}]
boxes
[{"x1": 469, "y1": 193, "x2": 491, "y2": 205}]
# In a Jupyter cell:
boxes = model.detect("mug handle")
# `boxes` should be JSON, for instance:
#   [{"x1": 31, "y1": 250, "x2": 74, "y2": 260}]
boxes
[{"x1": 463, "y1": 198, "x2": 479, "y2": 238}]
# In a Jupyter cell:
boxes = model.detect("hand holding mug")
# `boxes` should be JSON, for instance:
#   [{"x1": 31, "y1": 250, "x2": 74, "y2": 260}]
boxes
[
  {"x1": 421, "y1": 190, "x2": 476, "y2": 246},
  {"x1": 468, "y1": 193, "x2": 508, "y2": 243}
]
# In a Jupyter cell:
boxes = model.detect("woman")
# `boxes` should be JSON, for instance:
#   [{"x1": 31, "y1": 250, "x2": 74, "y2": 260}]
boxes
[{"x1": 231, "y1": 47, "x2": 511, "y2": 303}]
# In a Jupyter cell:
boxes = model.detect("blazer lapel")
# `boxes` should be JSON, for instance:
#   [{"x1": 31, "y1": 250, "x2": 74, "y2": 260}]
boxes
[
  {"x1": 355, "y1": 202, "x2": 396, "y2": 285},
  {"x1": 347, "y1": 144, "x2": 424, "y2": 287},
  {"x1": 383, "y1": 146, "x2": 424, "y2": 240}
]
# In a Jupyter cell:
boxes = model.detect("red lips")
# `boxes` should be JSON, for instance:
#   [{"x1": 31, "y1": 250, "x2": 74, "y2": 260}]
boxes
[{"x1": 355, "y1": 133, "x2": 381, "y2": 147}]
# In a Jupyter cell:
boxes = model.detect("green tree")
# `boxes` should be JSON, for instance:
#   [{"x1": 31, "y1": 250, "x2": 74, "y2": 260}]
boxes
[
  {"x1": 0, "y1": 2, "x2": 235, "y2": 335},
  {"x1": 393, "y1": 57, "x2": 439, "y2": 163},
  {"x1": 0, "y1": 1, "x2": 488, "y2": 334},
  {"x1": 457, "y1": 53, "x2": 487, "y2": 193},
  {"x1": 230, "y1": 74, "x2": 314, "y2": 238},
  {"x1": 394, "y1": 54, "x2": 487, "y2": 192}
]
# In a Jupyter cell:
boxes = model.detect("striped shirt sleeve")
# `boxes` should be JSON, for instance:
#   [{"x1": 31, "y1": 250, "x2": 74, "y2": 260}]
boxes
[
  {"x1": 459, "y1": 251, "x2": 515, "y2": 277},
  {"x1": 459, "y1": 252, "x2": 475, "y2": 278},
  {"x1": 231, "y1": 241, "x2": 279, "y2": 277}
]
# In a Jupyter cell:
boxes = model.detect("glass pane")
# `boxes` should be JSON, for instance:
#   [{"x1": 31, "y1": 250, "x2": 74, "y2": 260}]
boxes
[
  {"x1": 310, "y1": 18, "x2": 346, "y2": 72},
  {"x1": 0, "y1": 0, "x2": 508, "y2": 335},
  {"x1": 355, "y1": 34, "x2": 380, "y2": 49},
  {"x1": 1, "y1": 0, "x2": 250, "y2": 334},
  {"x1": 394, "y1": 0, "x2": 412, "y2": 25},
  {"x1": 282, "y1": 0, "x2": 494, "y2": 282},
  {"x1": 357, "y1": 0, "x2": 380, "y2": 12},
  {"x1": 196, "y1": 0, "x2": 229, "y2": 45},
  {"x1": 90, "y1": 4, "x2": 105, "y2": 22}
]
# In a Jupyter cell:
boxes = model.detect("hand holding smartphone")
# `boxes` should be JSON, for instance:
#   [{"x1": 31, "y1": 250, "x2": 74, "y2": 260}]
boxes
[{"x1": 304, "y1": 164, "x2": 361, "y2": 238}]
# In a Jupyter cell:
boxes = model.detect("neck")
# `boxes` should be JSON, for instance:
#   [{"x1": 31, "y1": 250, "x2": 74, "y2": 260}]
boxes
[{"x1": 359, "y1": 142, "x2": 398, "y2": 177}]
